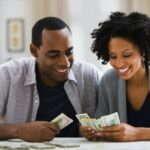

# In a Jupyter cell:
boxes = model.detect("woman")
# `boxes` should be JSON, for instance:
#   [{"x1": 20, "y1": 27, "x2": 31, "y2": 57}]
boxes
[{"x1": 80, "y1": 12, "x2": 150, "y2": 141}]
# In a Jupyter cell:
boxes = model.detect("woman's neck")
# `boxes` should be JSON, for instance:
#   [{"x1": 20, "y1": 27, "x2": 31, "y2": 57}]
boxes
[{"x1": 127, "y1": 67, "x2": 148, "y2": 87}]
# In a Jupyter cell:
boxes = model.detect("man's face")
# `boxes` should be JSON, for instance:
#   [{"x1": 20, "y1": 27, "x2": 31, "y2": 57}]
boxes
[{"x1": 32, "y1": 28, "x2": 74, "y2": 87}]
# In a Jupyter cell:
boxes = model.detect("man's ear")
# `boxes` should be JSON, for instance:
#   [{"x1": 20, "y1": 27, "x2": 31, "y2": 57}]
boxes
[{"x1": 30, "y1": 44, "x2": 38, "y2": 57}]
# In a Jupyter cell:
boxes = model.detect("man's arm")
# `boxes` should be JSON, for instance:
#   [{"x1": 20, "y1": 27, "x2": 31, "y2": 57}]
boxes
[
  {"x1": 0, "y1": 121, "x2": 60, "y2": 142},
  {"x1": 0, "y1": 123, "x2": 18, "y2": 140}
]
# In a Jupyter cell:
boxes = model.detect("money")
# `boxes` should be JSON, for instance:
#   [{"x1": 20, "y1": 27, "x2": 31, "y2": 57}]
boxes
[
  {"x1": 76, "y1": 112, "x2": 120, "y2": 131},
  {"x1": 76, "y1": 113, "x2": 101, "y2": 131},
  {"x1": 45, "y1": 142, "x2": 80, "y2": 148},
  {"x1": 0, "y1": 146, "x2": 29, "y2": 150},
  {"x1": 76, "y1": 113, "x2": 90, "y2": 126},
  {"x1": 51, "y1": 113, "x2": 73, "y2": 129},
  {"x1": 21, "y1": 144, "x2": 55, "y2": 149},
  {"x1": 100, "y1": 112, "x2": 120, "y2": 127},
  {"x1": 29, "y1": 145, "x2": 55, "y2": 149}
]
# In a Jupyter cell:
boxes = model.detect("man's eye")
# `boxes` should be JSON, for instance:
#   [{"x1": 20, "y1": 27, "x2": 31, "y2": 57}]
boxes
[{"x1": 48, "y1": 53, "x2": 58, "y2": 57}]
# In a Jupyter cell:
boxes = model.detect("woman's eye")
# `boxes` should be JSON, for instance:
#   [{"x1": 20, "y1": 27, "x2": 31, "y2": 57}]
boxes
[
  {"x1": 66, "y1": 50, "x2": 73, "y2": 56},
  {"x1": 123, "y1": 54, "x2": 131, "y2": 57}
]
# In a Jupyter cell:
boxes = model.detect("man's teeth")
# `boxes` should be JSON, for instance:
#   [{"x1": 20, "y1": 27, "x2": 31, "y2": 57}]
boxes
[
  {"x1": 119, "y1": 68, "x2": 128, "y2": 73},
  {"x1": 57, "y1": 69, "x2": 67, "y2": 73}
]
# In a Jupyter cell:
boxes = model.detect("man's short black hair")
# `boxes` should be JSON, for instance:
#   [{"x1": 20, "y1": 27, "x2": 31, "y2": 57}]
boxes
[
  {"x1": 91, "y1": 11, "x2": 150, "y2": 70},
  {"x1": 32, "y1": 17, "x2": 71, "y2": 47}
]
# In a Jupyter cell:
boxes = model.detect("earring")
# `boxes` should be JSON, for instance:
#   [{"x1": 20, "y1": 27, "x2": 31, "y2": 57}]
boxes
[
  {"x1": 142, "y1": 57, "x2": 145, "y2": 66},
  {"x1": 142, "y1": 57, "x2": 145, "y2": 62}
]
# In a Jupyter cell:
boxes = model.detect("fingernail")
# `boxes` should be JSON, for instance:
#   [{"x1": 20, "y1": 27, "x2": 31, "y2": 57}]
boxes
[
  {"x1": 88, "y1": 127, "x2": 91, "y2": 130},
  {"x1": 97, "y1": 133, "x2": 100, "y2": 136},
  {"x1": 92, "y1": 130, "x2": 95, "y2": 133},
  {"x1": 97, "y1": 132, "x2": 102, "y2": 136}
]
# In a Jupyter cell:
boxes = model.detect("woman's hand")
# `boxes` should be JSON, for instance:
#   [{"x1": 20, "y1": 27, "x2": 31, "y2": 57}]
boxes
[
  {"x1": 96, "y1": 123, "x2": 139, "y2": 142},
  {"x1": 80, "y1": 126, "x2": 99, "y2": 141}
]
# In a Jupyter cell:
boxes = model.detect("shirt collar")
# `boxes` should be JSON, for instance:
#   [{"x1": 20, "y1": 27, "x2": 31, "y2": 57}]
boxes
[
  {"x1": 67, "y1": 68, "x2": 77, "y2": 83},
  {"x1": 24, "y1": 58, "x2": 36, "y2": 86},
  {"x1": 24, "y1": 59, "x2": 77, "y2": 86}
]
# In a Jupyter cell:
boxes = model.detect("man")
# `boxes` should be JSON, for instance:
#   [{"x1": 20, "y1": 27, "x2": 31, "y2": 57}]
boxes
[{"x1": 0, "y1": 17, "x2": 103, "y2": 142}]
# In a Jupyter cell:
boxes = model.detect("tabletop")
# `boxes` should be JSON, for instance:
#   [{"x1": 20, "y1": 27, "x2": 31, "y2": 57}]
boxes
[{"x1": 0, "y1": 137, "x2": 150, "y2": 150}]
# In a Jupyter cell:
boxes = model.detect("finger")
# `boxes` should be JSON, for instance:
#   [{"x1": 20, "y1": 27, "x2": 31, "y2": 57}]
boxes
[
  {"x1": 80, "y1": 126, "x2": 95, "y2": 136},
  {"x1": 104, "y1": 123, "x2": 128, "y2": 132},
  {"x1": 81, "y1": 129, "x2": 97, "y2": 140},
  {"x1": 99, "y1": 131, "x2": 122, "y2": 142},
  {"x1": 86, "y1": 133, "x2": 98, "y2": 140},
  {"x1": 81, "y1": 130, "x2": 96, "y2": 137},
  {"x1": 48, "y1": 123, "x2": 60, "y2": 133},
  {"x1": 102, "y1": 125, "x2": 121, "y2": 132},
  {"x1": 43, "y1": 128, "x2": 58, "y2": 141},
  {"x1": 80, "y1": 126, "x2": 92, "y2": 132}
]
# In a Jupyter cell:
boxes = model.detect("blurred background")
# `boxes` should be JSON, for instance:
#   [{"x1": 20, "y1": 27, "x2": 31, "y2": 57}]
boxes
[{"x1": 0, "y1": 0, "x2": 150, "y2": 71}]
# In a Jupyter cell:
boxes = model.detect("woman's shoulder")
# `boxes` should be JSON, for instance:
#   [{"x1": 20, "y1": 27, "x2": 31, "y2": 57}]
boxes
[
  {"x1": 101, "y1": 68, "x2": 119, "y2": 83},
  {"x1": 104, "y1": 68, "x2": 119, "y2": 77}
]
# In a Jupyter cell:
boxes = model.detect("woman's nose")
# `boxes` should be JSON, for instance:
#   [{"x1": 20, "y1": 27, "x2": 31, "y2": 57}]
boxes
[{"x1": 114, "y1": 58, "x2": 125, "y2": 68}]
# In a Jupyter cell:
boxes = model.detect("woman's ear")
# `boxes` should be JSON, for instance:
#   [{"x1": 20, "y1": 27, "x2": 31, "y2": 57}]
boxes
[{"x1": 30, "y1": 44, "x2": 38, "y2": 57}]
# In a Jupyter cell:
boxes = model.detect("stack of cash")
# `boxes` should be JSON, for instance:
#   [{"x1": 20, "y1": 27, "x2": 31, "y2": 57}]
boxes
[
  {"x1": 51, "y1": 113, "x2": 73, "y2": 129},
  {"x1": 76, "y1": 112, "x2": 120, "y2": 131}
]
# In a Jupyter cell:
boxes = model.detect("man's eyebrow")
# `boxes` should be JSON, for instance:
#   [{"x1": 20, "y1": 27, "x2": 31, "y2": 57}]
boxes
[{"x1": 47, "y1": 46, "x2": 73, "y2": 53}]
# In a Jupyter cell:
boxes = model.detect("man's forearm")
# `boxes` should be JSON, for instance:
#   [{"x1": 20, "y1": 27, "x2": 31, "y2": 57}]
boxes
[
  {"x1": 0, "y1": 124, "x2": 19, "y2": 140},
  {"x1": 0, "y1": 121, "x2": 59, "y2": 142}
]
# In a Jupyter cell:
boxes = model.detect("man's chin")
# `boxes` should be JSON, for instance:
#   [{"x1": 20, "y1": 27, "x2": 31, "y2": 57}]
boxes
[{"x1": 57, "y1": 74, "x2": 68, "y2": 82}]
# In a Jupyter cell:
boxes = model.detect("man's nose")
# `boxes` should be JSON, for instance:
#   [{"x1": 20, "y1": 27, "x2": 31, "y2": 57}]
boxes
[{"x1": 58, "y1": 55, "x2": 70, "y2": 67}]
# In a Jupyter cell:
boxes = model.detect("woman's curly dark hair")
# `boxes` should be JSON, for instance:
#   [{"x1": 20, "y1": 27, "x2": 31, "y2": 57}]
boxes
[{"x1": 91, "y1": 11, "x2": 150, "y2": 70}]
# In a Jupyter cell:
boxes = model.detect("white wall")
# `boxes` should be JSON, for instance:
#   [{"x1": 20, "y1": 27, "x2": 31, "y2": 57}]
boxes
[
  {"x1": 0, "y1": 0, "x2": 51, "y2": 63},
  {"x1": 68, "y1": 0, "x2": 132, "y2": 71},
  {"x1": 0, "y1": 0, "x2": 31, "y2": 63},
  {"x1": 0, "y1": 0, "x2": 150, "y2": 71}
]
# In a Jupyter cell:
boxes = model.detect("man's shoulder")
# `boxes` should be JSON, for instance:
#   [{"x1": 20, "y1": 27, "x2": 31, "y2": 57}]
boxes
[
  {"x1": 68, "y1": 60, "x2": 103, "y2": 83},
  {"x1": 0, "y1": 57, "x2": 35, "y2": 74},
  {"x1": 72, "y1": 60, "x2": 102, "y2": 74}
]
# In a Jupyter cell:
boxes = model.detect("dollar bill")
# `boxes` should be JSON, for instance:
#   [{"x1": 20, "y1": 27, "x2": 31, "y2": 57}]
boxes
[
  {"x1": 30, "y1": 145, "x2": 55, "y2": 149},
  {"x1": 0, "y1": 146, "x2": 29, "y2": 150},
  {"x1": 76, "y1": 112, "x2": 120, "y2": 131},
  {"x1": 51, "y1": 113, "x2": 73, "y2": 129},
  {"x1": 44, "y1": 142, "x2": 80, "y2": 148},
  {"x1": 75, "y1": 113, "x2": 90, "y2": 126},
  {"x1": 76, "y1": 113, "x2": 101, "y2": 130},
  {"x1": 21, "y1": 144, "x2": 55, "y2": 149},
  {"x1": 100, "y1": 112, "x2": 120, "y2": 127}
]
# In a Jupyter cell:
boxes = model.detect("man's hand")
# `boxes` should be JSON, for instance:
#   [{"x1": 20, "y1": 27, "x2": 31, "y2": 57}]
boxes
[{"x1": 16, "y1": 121, "x2": 60, "y2": 142}]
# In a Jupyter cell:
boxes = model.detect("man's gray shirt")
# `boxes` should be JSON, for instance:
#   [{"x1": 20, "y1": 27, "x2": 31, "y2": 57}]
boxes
[{"x1": 0, "y1": 57, "x2": 103, "y2": 123}]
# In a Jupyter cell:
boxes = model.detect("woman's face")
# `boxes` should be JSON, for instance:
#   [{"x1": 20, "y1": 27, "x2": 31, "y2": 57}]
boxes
[{"x1": 108, "y1": 37, "x2": 145, "y2": 80}]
